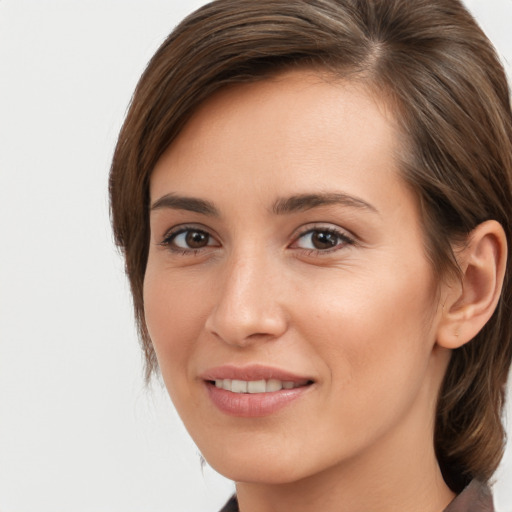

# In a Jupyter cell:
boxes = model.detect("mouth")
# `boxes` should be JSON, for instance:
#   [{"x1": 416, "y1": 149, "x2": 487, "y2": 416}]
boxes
[
  {"x1": 200, "y1": 365, "x2": 315, "y2": 417},
  {"x1": 208, "y1": 378, "x2": 312, "y2": 393}
]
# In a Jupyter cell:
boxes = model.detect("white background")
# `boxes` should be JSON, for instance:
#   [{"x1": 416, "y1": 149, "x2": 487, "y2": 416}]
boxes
[{"x1": 0, "y1": 1, "x2": 510, "y2": 511}]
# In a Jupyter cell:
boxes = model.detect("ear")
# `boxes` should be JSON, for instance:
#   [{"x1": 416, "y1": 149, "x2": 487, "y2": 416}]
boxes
[{"x1": 436, "y1": 220, "x2": 507, "y2": 349}]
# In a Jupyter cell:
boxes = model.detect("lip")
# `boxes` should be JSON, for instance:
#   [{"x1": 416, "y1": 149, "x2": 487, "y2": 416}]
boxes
[
  {"x1": 200, "y1": 364, "x2": 314, "y2": 418},
  {"x1": 200, "y1": 364, "x2": 313, "y2": 383}
]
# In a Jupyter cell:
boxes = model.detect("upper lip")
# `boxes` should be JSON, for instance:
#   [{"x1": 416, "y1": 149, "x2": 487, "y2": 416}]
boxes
[{"x1": 200, "y1": 364, "x2": 314, "y2": 383}]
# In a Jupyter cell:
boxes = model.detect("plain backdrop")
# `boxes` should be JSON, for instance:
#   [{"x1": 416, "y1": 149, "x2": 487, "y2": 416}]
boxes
[{"x1": 0, "y1": 1, "x2": 511, "y2": 511}]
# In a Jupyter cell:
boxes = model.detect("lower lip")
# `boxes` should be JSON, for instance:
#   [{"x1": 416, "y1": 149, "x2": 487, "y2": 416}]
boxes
[{"x1": 205, "y1": 382, "x2": 311, "y2": 417}]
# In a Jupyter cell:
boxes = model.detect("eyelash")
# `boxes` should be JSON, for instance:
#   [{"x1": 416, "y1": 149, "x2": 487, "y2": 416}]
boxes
[
  {"x1": 159, "y1": 225, "x2": 355, "y2": 256},
  {"x1": 291, "y1": 226, "x2": 355, "y2": 255},
  {"x1": 160, "y1": 225, "x2": 218, "y2": 255}
]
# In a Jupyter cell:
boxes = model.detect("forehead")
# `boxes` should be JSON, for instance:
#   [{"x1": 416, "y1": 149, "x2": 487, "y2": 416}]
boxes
[{"x1": 150, "y1": 70, "x2": 404, "y2": 209}]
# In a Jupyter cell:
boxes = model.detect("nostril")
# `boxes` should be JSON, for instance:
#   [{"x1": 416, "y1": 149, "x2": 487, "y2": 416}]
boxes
[{"x1": 206, "y1": 310, "x2": 288, "y2": 347}]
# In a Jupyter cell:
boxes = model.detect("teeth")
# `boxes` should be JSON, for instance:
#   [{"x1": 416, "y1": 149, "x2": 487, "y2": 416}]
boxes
[
  {"x1": 213, "y1": 378, "x2": 304, "y2": 393},
  {"x1": 231, "y1": 379, "x2": 247, "y2": 393},
  {"x1": 247, "y1": 380, "x2": 266, "y2": 393},
  {"x1": 266, "y1": 378, "x2": 282, "y2": 392}
]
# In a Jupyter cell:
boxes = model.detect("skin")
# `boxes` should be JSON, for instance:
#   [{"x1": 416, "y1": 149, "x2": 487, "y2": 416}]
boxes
[{"x1": 144, "y1": 71, "x2": 458, "y2": 512}]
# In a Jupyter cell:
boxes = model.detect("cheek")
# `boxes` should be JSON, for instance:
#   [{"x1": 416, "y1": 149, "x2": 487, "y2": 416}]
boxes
[
  {"x1": 143, "y1": 268, "x2": 209, "y2": 387},
  {"x1": 292, "y1": 261, "x2": 437, "y2": 408}
]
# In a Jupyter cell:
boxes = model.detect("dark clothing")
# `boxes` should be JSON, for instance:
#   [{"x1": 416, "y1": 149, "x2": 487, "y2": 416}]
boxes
[
  {"x1": 219, "y1": 480, "x2": 493, "y2": 512},
  {"x1": 219, "y1": 495, "x2": 239, "y2": 512},
  {"x1": 444, "y1": 481, "x2": 494, "y2": 512}
]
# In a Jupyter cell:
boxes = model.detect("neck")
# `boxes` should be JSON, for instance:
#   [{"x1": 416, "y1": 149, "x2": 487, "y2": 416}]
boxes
[
  {"x1": 235, "y1": 354, "x2": 455, "y2": 512},
  {"x1": 235, "y1": 442, "x2": 455, "y2": 512}
]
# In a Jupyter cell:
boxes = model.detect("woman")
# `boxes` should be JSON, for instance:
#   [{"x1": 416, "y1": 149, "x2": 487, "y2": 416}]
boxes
[{"x1": 109, "y1": 0, "x2": 512, "y2": 510}]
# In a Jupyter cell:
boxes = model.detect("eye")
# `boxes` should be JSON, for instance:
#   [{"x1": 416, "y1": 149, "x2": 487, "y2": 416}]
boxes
[
  {"x1": 292, "y1": 227, "x2": 354, "y2": 252},
  {"x1": 161, "y1": 227, "x2": 218, "y2": 252}
]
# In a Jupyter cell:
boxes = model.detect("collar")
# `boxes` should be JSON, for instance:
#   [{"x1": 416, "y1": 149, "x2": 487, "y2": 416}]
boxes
[
  {"x1": 444, "y1": 480, "x2": 494, "y2": 512},
  {"x1": 220, "y1": 480, "x2": 494, "y2": 512}
]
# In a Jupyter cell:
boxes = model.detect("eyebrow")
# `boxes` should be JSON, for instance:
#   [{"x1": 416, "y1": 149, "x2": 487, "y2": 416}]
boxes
[
  {"x1": 272, "y1": 192, "x2": 378, "y2": 215},
  {"x1": 149, "y1": 191, "x2": 378, "y2": 217},
  {"x1": 150, "y1": 193, "x2": 219, "y2": 216}
]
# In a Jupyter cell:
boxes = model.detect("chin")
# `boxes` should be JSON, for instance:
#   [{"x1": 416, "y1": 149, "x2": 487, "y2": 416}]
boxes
[
  {"x1": 208, "y1": 455, "x2": 307, "y2": 485},
  {"x1": 197, "y1": 435, "x2": 327, "y2": 485}
]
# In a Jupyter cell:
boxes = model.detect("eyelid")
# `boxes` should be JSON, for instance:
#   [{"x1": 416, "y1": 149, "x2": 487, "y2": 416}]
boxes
[
  {"x1": 289, "y1": 224, "x2": 356, "y2": 253},
  {"x1": 159, "y1": 224, "x2": 221, "y2": 252},
  {"x1": 157, "y1": 222, "x2": 355, "y2": 255}
]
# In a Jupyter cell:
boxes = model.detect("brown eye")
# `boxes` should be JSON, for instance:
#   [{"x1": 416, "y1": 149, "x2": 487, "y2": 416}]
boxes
[
  {"x1": 165, "y1": 228, "x2": 216, "y2": 251},
  {"x1": 310, "y1": 231, "x2": 339, "y2": 250},
  {"x1": 293, "y1": 228, "x2": 354, "y2": 252},
  {"x1": 185, "y1": 230, "x2": 210, "y2": 248}
]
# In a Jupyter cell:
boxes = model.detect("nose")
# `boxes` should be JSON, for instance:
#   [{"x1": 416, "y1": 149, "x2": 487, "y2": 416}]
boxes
[{"x1": 204, "y1": 251, "x2": 288, "y2": 347}]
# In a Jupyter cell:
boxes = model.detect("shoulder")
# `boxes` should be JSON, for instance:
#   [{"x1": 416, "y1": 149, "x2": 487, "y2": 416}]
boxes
[
  {"x1": 219, "y1": 495, "x2": 239, "y2": 512},
  {"x1": 444, "y1": 480, "x2": 494, "y2": 512},
  {"x1": 218, "y1": 481, "x2": 494, "y2": 512}
]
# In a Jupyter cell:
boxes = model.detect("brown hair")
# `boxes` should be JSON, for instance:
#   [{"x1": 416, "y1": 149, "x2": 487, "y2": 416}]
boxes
[{"x1": 109, "y1": 0, "x2": 512, "y2": 492}]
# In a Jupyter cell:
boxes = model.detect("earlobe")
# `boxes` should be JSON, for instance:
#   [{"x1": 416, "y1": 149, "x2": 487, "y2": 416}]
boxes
[{"x1": 436, "y1": 220, "x2": 507, "y2": 349}]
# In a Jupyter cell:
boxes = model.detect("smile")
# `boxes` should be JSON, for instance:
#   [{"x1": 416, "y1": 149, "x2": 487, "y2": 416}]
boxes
[
  {"x1": 200, "y1": 365, "x2": 314, "y2": 417},
  {"x1": 213, "y1": 378, "x2": 307, "y2": 393}
]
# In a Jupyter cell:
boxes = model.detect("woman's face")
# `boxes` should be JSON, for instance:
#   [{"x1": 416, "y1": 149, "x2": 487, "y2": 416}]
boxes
[{"x1": 144, "y1": 71, "x2": 451, "y2": 484}]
